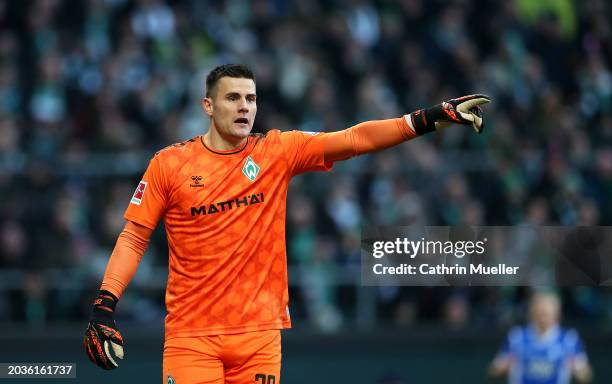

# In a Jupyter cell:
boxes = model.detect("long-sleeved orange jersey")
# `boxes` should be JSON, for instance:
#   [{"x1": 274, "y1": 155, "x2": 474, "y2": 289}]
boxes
[{"x1": 104, "y1": 117, "x2": 416, "y2": 340}]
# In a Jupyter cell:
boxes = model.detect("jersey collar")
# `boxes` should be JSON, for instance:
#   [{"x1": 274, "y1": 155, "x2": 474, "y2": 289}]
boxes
[{"x1": 200, "y1": 135, "x2": 250, "y2": 156}]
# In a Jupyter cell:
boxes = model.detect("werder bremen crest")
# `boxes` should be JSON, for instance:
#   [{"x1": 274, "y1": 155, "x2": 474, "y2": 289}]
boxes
[
  {"x1": 242, "y1": 156, "x2": 260, "y2": 181},
  {"x1": 167, "y1": 374, "x2": 176, "y2": 384}
]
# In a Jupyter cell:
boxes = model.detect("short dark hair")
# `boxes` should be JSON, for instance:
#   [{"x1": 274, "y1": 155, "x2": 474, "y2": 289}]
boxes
[{"x1": 205, "y1": 64, "x2": 255, "y2": 98}]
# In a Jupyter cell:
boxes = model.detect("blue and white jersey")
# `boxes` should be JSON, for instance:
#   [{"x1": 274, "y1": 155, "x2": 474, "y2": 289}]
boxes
[{"x1": 496, "y1": 325, "x2": 588, "y2": 384}]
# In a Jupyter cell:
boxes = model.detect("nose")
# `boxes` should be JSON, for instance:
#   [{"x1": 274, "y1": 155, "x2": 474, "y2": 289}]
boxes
[{"x1": 238, "y1": 97, "x2": 249, "y2": 113}]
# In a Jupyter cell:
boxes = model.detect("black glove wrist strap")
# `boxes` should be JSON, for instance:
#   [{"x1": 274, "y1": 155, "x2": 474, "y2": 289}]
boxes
[
  {"x1": 91, "y1": 290, "x2": 118, "y2": 323},
  {"x1": 409, "y1": 106, "x2": 440, "y2": 135}
]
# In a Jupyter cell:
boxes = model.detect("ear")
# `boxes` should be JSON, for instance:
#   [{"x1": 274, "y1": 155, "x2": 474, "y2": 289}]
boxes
[{"x1": 202, "y1": 98, "x2": 213, "y2": 117}]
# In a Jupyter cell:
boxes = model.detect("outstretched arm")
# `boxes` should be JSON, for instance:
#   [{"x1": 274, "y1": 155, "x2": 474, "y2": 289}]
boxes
[
  {"x1": 280, "y1": 94, "x2": 490, "y2": 174},
  {"x1": 323, "y1": 116, "x2": 415, "y2": 162},
  {"x1": 322, "y1": 94, "x2": 491, "y2": 162}
]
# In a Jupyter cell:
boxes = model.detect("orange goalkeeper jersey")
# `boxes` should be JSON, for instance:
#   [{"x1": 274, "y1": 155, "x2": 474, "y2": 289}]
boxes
[{"x1": 124, "y1": 130, "x2": 335, "y2": 339}]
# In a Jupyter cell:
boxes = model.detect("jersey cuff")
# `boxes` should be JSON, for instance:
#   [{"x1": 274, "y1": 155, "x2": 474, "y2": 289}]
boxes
[{"x1": 123, "y1": 213, "x2": 157, "y2": 231}]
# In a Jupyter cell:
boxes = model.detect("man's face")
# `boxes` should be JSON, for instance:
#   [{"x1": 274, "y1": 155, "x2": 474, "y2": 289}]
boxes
[
  {"x1": 530, "y1": 294, "x2": 560, "y2": 331},
  {"x1": 202, "y1": 77, "x2": 257, "y2": 142}
]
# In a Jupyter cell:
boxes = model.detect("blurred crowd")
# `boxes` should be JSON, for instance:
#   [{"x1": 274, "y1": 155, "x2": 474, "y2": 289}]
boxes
[{"x1": 0, "y1": 0, "x2": 611, "y2": 331}]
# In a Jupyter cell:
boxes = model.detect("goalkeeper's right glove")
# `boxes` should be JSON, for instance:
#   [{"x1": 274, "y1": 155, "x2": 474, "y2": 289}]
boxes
[
  {"x1": 408, "y1": 94, "x2": 491, "y2": 134},
  {"x1": 83, "y1": 290, "x2": 125, "y2": 370}
]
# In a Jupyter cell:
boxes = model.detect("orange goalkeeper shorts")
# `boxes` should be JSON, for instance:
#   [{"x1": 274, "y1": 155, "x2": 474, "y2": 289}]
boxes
[{"x1": 162, "y1": 329, "x2": 281, "y2": 384}]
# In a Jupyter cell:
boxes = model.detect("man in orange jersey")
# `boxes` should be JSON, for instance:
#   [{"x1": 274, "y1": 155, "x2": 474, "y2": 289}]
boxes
[{"x1": 83, "y1": 64, "x2": 490, "y2": 383}]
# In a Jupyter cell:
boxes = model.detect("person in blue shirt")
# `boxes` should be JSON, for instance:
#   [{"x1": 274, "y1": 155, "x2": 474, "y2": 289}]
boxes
[{"x1": 489, "y1": 292, "x2": 592, "y2": 384}]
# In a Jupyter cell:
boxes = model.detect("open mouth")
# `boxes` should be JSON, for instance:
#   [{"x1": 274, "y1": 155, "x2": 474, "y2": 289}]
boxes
[{"x1": 234, "y1": 117, "x2": 249, "y2": 125}]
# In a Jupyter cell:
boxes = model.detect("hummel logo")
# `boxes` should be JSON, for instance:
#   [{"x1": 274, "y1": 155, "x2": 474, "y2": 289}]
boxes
[{"x1": 190, "y1": 175, "x2": 205, "y2": 187}]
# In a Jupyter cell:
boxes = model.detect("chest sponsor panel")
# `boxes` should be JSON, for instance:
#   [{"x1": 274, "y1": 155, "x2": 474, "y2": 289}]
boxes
[
  {"x1": 169, "y1": 148, "x2": 287, "y2": 219},
  {"x1": 190, "y1": 192, "x2": 265, "y2": 216}
]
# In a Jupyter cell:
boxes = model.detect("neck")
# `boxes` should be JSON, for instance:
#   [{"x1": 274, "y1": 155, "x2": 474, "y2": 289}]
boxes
[
  {"x1": 204, "y1": 127, "x2": 247, "y2": 151},
  {"x1": 534, "y1": 323, "x2": 555, "y2": 336}
]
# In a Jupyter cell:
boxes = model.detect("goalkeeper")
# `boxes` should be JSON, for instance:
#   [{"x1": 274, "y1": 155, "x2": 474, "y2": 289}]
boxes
[{"x1": 84, "y1": 64, "x2": 490, "y2": 383}]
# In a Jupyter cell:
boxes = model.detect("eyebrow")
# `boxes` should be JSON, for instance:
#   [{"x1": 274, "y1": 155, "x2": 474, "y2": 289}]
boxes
[{"x1": 224, "y1": 92, "x2": 257, "y2": 98}]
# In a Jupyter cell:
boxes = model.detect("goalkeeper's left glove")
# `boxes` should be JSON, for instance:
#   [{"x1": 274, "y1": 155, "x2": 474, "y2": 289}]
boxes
[
  {"x1": 408, "y1": 94, "x2": 491, "y2": 135},
  {"x1": 83, "y1": 290, "x2": 125, "y2": 370}
]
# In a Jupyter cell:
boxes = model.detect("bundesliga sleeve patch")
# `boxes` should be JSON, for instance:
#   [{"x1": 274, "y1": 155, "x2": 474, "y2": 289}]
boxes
[{"x1": 130, "y1": 181, "x2": 148, "y2": 205}]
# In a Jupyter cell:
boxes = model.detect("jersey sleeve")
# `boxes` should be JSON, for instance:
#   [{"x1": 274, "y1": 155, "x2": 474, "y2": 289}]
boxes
[
  {"x1": 100, "y1": 221, "x2": 152, "y2": 298},
  {"x1": 278, "y1": 117, "x2": 415, "y2": 176},
  {"x1": 565, "y1": 329, "x2": 588, "y2": 359},
  {"x1": 497, "y1": 327, "x2": 522, "y2": 358},
  {"x1": 278, "y1": 130, "x2": 335, "y2": 176},
  {"x1": 124, "y1": 154, "x2": 169, "y2": 229}
]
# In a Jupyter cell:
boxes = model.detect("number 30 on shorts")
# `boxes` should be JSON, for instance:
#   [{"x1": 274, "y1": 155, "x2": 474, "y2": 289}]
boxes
[{"x1": 255, "y1": 373, "x2": 276, "y2": 384}]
